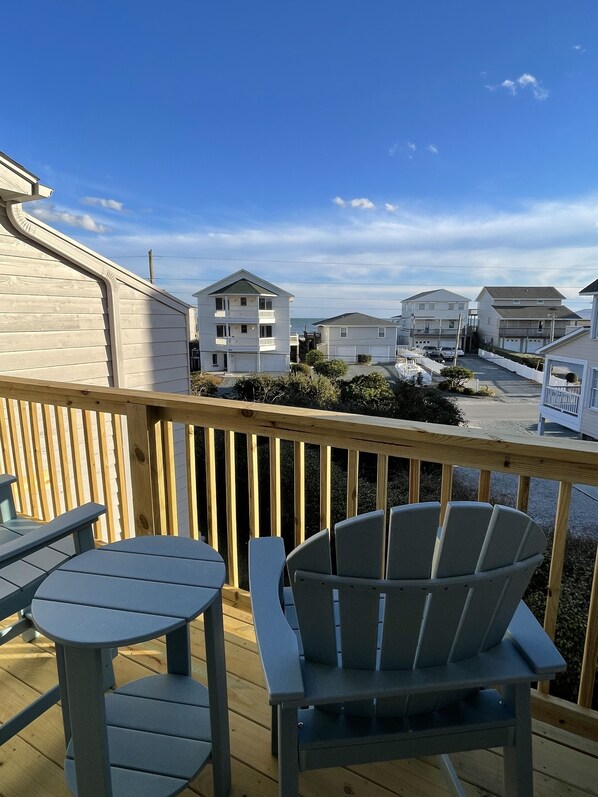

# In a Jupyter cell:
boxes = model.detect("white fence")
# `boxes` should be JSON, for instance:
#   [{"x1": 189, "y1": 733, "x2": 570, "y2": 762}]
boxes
[{"x1": 478, "y1": 349, "x2": 545, "y2": 384}]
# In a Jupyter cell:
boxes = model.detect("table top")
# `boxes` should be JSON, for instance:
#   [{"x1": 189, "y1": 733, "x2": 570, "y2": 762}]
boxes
[{"x1": 31, "y1": 536, "x2": 226, "y2": 648}]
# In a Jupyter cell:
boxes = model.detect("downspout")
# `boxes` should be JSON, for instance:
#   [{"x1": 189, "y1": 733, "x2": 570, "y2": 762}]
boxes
[{"x1": 6, "y1": 202, "x2": 124, "y2": 387}]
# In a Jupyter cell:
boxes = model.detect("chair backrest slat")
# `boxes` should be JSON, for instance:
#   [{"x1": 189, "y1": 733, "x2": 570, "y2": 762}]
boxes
[
  {"x1": 287, "y1": 502, "x2": 546, "y2": 719},
  {"x1": 287, "y1": 529, "x2": 336, "y2": 665}
]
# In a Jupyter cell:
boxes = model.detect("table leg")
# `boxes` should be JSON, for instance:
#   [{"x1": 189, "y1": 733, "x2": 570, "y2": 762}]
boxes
[
  {"x1": 54, "y1": 643, "x2": 71, "y2": 746},
  {"x1": 204, "y1": 594, "x2": 231, "y2": 797},
  {"x1": 166, "y1": 622, "x2": 191, "y2": 676},
  {"x1": 64, "y1": 646, "x2": 112, "y2": 797}
]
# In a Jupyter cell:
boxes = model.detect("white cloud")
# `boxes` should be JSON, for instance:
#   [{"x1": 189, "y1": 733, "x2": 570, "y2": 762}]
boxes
[
  {"x1": 385, "y1": 203, "x2": 398, "y2": 212},
  {"x1": 332, "y1": 196, "x2": 346, "y2": 207},
  {"x1": 350, "y1": 198, "x2": 375, "y2": 209},
  {"x1": 30, "y1": 204, "x2": 109, "y2": 233},
  {"x1": 427, "y1": 144, "x2": 439, "y2": 155},
  {"x1": 82, "y1": 196, "x2": 124, "y2": 212},
  {"x1": 406, "y1": 142, "x2": 416, "y2": 152},
  {"x1": 99, "y1": 194, "x2": 598, "y2": 316},
  {"x1": 573, "y1": 44, "x2": 586, "y2": 53},
  {"x1": 494, "y1": 73, "x2": 548, "y2": 101}
]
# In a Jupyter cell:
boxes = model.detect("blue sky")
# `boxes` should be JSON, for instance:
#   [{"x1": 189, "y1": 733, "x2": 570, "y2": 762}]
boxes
[{"x1": 3, "y1": 1, "x2": 598, "y2": 316}]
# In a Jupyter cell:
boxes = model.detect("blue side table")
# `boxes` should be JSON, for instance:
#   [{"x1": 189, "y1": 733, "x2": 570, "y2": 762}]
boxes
[{"x1": 32, "y1": 536, "x2": 231, "y2": 797}]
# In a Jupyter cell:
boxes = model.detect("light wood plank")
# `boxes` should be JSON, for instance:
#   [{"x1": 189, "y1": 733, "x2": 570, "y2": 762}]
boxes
[
  {"x1": 41, "y1": 404, "x2": 61, "y2": 516},
  {"x1": 7, "y1": 399, "x2": 28, "y2": 514},
  {"x1": 477, "y1": 469, "x2": 491, "y2": 502},
  {"x1": 319, "y1": 444, "x2": 331, "y2": 531},
  {"x1": 347, "y1": 448, "x2": 359, "y2": 518},
  {"x1": 112, "y1": 412, "x2": 131, "y2": 539},
  {"x1": 55, "y1": 406, "x2": 74, "y2": 511},
  {"x1": 517, "y1": 474, "x2": 531, "y2": 512},
  {"x1": 96, "y1": 413, "x2": 116, "y2": 540},
  {"x1": 67, "y1": 407, "x2": 85, "y2": 506},
  {"x1": 225, "y1": 429, "x2": 239, "y2": 586},
  {"x1": 186, "y1": 424, "x2": 199, "y2": 540},
  {"x1": 408, "y1": 458, "x2": 421, "y2": 503},
  {"x1": 125, "y1": 403, "x2": 156, "y2": 536},
  {"x1": 162, "y1": 420, "x2": 178, "y2": 535},
  {"x1": 18, "y1": 401, "x2": 40, "y2": 518},
  {"x1": 376, "y1": 453, "x2": 389, "y2": 514},
  {"x1": 204, "y1": 427, "x2": 218, "y2": 551},
  {"x1": 247, "y1": 434, "x2": 259, "y2": 538},
  {"x1": 269, "y1": 437, "x2": 281, "y2": 536}
]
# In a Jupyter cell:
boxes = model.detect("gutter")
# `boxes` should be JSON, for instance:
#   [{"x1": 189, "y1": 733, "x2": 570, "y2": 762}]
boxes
[{"x1": 6, "y1": 201, "x2": 124, "y2": 387}]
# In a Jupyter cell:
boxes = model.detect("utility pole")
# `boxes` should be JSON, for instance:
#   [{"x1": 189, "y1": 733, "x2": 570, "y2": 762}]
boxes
[
  {"x1": 453, "y1": 314, "x2": 463, "y2": 366},
  {"x1": 148, "y1": 249, "x2": 155, "y2": 284}
]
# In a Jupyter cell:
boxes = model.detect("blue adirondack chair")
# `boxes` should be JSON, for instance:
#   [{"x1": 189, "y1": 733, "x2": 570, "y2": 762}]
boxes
[
  {"x1": 249, "y1": 501, "x2": 566, "y2": 797},
  {"x1": 0, "y1": 473, "x2": 107, "y2": 744}
]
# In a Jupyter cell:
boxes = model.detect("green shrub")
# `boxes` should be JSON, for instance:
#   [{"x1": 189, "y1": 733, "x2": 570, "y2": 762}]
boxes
[
  {"x1": 313, "y1": 358, "x2": 349, "y2": 379},
  {"x1": 486, "y1": 345, "x2": 544, "y2": 371},
  {"x1": 357, "y1": 353, "x2": 372, "y2": 364},
  {"x1": 190, "y1": 372, "x2": 219, "y2": 397},
  {"x1": 232, "y1": 373, "x2": 285, "y2": 403},
  {"x1": 338, "y1": 372, "x2": 395, "y2": 416},
  {"x1": 438, "y1": 380, "x2": 449, "y2": 391},
  {"x1": 475, "y1": 385, "x2": 495, "y2": 397},
  {"x1": 305, "y1": 349, "x2": 325, "y2": 366},
  {"x1": 291, "y1": 362, "x2": 311, "y2": 374},
  {"x1": 440, "y1": 365, "x2": 474, "y2": 391},
  {"x1": 461, "y1": 386, "x2": 475, "y2": 395}
]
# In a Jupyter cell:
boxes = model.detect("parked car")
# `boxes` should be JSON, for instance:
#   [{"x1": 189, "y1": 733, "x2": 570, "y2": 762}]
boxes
[
  {"x1": 440, "y1": 346, "x2": 464, "y2": 358},
  {"x1": 395, "y1": 362, "x2": 432, "y2": 385}
]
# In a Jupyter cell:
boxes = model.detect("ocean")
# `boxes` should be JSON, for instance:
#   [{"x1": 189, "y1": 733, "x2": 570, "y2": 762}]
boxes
[{"x1": 291, "y1": 317, "x2": 320, "y2": 335}]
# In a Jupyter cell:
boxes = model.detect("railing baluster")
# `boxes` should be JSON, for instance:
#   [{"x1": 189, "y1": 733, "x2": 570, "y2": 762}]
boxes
[
  {"x1": 320, "y1": 445, "x2": 331, "y2": 531},
  {"x1": 162, "y1": 420, "x2": 179, "y2": 535},
  {"x1": 517, "y1": 475, "x2": 531, "y2": 513},
  {"x1": 112, "y1": 413, "x2": 131, "y2": 539},
  {"x1": 294, "y1": 441, "x2": 305, "y2": 545},
  {"x1": 578, "y1": 545, "x2": 598, "y2": 707},
  {"x1": 0, "y1": 398, "x2": 12, "y2": 476},
  {"x1": 96, "y1": 413, "x2": 116, "y2": 541},
  {"x1": 186, "y1": 425, "x2": 199, "y2": 540},
  {"x1": 440, "y1": 464, "x2": 453, "y2": 519},
  {"x1": 269, "y1": 437, "x2": 281, "y2": 536},
  {"x1": 224, "y1": 430, "x2": 239, "y2": 586},
  {"x1": 346, "y1": 449, "x2": 359, "y2": 518},
  {"x1": 408, "y1": 459, "x2": 421, "y2": 504},
  {"x1": 204, "y1": 427, "x2": 218, "y2": 551},
  {"x1": 7, "y1": 400, "x2": 28, "y2": 514},
  {"x1": 30, "y1": 403, "x2": 50, "y2": 521},
  {"x1": 82, "y1": 409, "x2": 103, "y2": 537},
  {"x1": 150, "y1": 419, "x2": 166, "y2": 534},
  {"x1": 18, "y1": 401, "x2": 40, "y2": 518},
  {"x1": 376, "y1": 454, "x2": 388, "y2": 514},
  {"x1": 42, "y1": 404, "x2": 61, "y2": 516},
  {"x1": 55, "y1": 406, "x2": 74, "y2": 511},
  {"x1": 68, "y1": 407, "x2": 85, "y2": 506},
  {"x1": 540, "y1": 481, "x2": 572, "y2": 693},
  {"x1": 247, "y1": 434, "x2": 260, "y2": 538},
  {"x1": 477, "y1": 469, "x2": 491, "y2": 502}
]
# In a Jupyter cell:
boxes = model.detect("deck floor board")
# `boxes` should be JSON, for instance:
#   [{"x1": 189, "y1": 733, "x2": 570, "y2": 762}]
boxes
[{"x1": 0, "y1": 600, "x2": 596, "y2": 797}]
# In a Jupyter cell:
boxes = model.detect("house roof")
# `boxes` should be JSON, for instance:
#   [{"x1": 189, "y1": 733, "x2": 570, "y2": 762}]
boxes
[
  {"x1": 209, "y1": 278, "x2": 276, "y2": 296},
  {"x1": 402, "y1": 288, "x2": 471, "y2": 303},
  {"x1": 536, "y1": 327, "x2": 589, "y2": 354},
  {"x1": 315, "y1": 312, "x2": 394, "y2": 326},
  {"x1": 478, "y1": 286, "x2": 565, "y2": 300},
  {"x1": 193, "y1": 269, "x2": 293, "y2": 299},
  {"x1": 493, "y1": 305, "x2": 580, "y2": 320},
  {"x1": 580, "y1": 278, "x2": 598, "y2": 294}
]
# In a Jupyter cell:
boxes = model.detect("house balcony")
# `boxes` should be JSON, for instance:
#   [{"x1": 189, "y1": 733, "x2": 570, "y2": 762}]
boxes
[
  {"x1": 214, "y1": 336, "x2": 277, "y2": 350},
  {"x1": 539, "y1": 385, "x2": 583, "y2": 433},
  {"x1": 214, "y1": 308, "x2": 276, "y2": 322},
  {"x1": 1, "y1": 374, "x2": 597, "y2": 796}
]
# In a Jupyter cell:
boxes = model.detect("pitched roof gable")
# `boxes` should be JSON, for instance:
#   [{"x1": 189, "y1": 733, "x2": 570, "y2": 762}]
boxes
[
  {"x1": 315, "y1": 312, "x2": 394, "y2": 326},
  {"x1": 479, "y1": 286, "x2": 565, "y2": 300}
]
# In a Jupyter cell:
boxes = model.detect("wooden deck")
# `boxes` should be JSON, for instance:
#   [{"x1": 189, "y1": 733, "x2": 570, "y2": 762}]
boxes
[{"x1": 1, "y1": 596, "x2": 597, "y2": 797}]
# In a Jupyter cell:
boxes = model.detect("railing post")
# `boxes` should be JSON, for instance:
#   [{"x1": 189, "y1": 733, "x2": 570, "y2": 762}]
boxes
[{"x1": 125, "y1": 403, "x2": 156, "y2": 536}]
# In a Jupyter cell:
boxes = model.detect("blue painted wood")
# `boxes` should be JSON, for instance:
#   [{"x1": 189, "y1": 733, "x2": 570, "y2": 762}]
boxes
[
  {"x1": 0, "y1": 486, "x2": 107, "y2": 746},
  {"x1": 250, "y1": 501, "x2": 566, "y2": 797},
  {"x1": 32, "y1": 535, "x2": 230, "y2": 797}
]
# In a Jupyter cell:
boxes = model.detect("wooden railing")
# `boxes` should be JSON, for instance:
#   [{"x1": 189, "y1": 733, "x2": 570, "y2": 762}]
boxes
[{"x1": 0, "y1": 374, "x2": 597, "y2": 735}]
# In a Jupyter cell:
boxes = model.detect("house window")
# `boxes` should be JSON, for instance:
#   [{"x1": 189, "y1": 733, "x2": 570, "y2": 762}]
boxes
[
  {"x1": 241, "y1": 325, "x2": 248, "y2": 333},
  {"x1": 590, "y1": 370, "x2": 598, "y2": 409},
  {"x1": 216, "y1": 325, "x2": 226, "y2": 337},
  {"x1": 340, "y1": 327, "x2": 348, "y2": 338},
  {"x1": 448, "y1": 320, "x2": 455, "y2": 329},
  {"x1": 448, "y1": 303, "x2": 455, "y2": 310},
  {"x1": 458, "y1": 303, "x2": 465, "y2": 310},
  {"x1": 212, "y1": 354, "x2": 218, "y2": 366},
  {"x1": 428, "y1": 303, "x2": 435, "y2": 310},
  {"x1": 240, "y1": 297, "x2": 247, "y2": 306},
  {"x1": 378, "y1": 328, "x2": 385, "y2": 338},
  {"x1": 418, "y1": 303, "x2": 425, "y2": 310},
  {"x1": 259, "y1": 298, "x2": 273, "y2": 310},
  {"x1": 215, "y1": 297, "x2": 225, "y2": 310},
  {"x1": 536, "y1": 299, "x2": 544, "y2": 304},
  {"x1": 260, "y1": 325, "x2": 273, "y2": 337},
  {"x1": 512, "y1": 299, "x2": 520, "y2": 304}
]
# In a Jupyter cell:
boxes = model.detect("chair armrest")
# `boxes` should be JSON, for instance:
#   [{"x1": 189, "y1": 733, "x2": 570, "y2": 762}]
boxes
[
  {"x1": 0, "y1": 474, "x2": 17, "y2": 522},
  {"x1": 0, "y1": 503, "x2": 106, "y2": 569},
  {"x1": 505, "y1": 601, "x2": 566, "y2": 676},
  {"x1": 249, "y1": 537, "x2": 304, "y2": 704}
]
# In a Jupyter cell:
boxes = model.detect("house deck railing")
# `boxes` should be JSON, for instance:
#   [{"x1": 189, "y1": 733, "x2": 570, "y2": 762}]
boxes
[
  {"x1": 543, "y1": 385, "x2": 582, "y2": 416},
  {"x1": 0, "y1": 374, "x2": 597, "y2": 739}
]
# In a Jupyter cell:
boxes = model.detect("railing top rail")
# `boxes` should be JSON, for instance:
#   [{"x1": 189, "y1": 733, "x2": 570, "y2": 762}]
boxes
[{"x1": 1, "y1": 374, "x2": 598, "y2": 484}]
